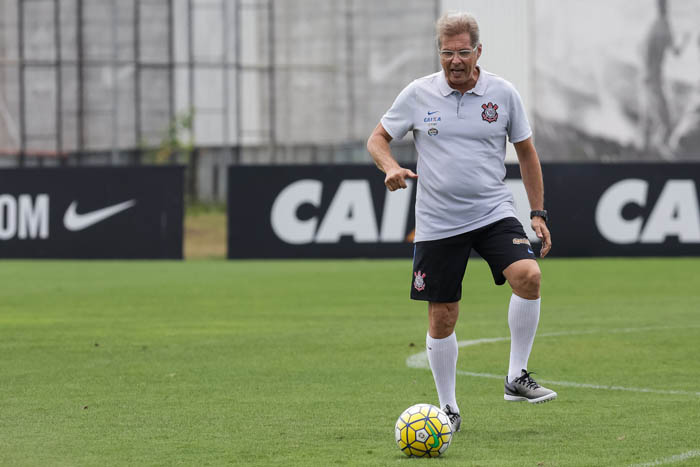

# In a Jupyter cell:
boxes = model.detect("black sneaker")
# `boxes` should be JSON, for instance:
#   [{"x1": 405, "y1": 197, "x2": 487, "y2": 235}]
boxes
[
  {"x1": 504, "y1": 369, "x2": 557, "y2": 404},
  {"x1": 443, "y1": 404, "x2": 461, "y2": 432}
]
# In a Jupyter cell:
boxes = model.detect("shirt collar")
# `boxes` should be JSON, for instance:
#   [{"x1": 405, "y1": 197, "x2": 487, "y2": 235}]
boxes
[{"x1": 438, "y1": 65, "x2": 487, "y2": 96}]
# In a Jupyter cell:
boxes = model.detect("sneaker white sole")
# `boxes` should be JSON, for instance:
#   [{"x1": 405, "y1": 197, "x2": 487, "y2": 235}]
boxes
[{"x1": 504, "y1": 391, "x2": 557, "y2": 404}]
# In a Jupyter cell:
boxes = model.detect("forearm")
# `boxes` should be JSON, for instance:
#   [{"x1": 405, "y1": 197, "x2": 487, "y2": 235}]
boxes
[
  {"x1": 367, "y1": 123, "x2": 418, "y2": 191},
  {"x1": 367, "y1": 124, "x2": 401, "y2": 174},
  {"x1": 520, "y1": 160, "x2": 544, "y2": 210},
  {"x1": 514, "y1": 140, "x2": 544, "y2": 210},
  {"x1": 514, "y1": 138, "x2": 551, "y2": 255},
  {"x1": 368, "y1": 137, "x2": 401, "y2": 174}
]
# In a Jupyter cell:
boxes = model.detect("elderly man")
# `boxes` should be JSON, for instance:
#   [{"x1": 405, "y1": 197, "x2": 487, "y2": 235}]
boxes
[{"x1": 367, "y1": 11, "x2": 556, "y2": 432}]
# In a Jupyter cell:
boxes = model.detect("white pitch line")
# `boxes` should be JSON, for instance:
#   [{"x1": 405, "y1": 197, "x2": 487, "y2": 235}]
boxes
[
  {"x1": 406, "y1": 325, "x2": 700, "y2": 397},
  {"x1": 629, "y1": 450, "x2": 700, "y2": 467}
]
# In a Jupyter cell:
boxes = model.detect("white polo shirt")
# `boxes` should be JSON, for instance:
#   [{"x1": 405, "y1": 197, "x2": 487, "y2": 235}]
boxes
[{"x1": 380, "y1": 67, "x2": 532, "y2": 242}]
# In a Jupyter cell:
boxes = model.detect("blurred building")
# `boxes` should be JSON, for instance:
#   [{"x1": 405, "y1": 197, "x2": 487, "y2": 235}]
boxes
[
  {"x1": 2, "y1": 0, "x2": 700, "y2": 201},
  {"x1": 0, "y1": 1, "x2": 437, "y2": 177}
]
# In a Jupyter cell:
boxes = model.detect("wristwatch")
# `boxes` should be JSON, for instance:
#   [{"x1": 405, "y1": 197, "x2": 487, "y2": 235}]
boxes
[{"x1": 530, "y1": 210, "x2": 548, "y2": 222}]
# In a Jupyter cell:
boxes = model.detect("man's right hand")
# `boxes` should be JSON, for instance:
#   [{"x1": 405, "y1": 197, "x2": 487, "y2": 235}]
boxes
[{"x1": 384, "y1": 167, "x2": 418, "y2": 191}]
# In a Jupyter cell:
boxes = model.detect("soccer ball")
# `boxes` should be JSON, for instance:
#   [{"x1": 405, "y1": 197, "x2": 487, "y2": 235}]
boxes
[{"x1": 394, "y1": 403, "x2": 453, "y2": 457}]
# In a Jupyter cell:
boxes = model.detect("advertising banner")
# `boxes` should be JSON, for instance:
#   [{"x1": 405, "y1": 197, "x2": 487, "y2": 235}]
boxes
[
  {"x1": 228, "y1": 164, "x2": 700, "y2": 258},
  {"x1": 536, "y1": 163, "x2": 700, "y2": 256},
  {"x1": 229, "y1": 166, "x2": 417, "y2": 258},
  {"x1": 0, "y1": 167, "x2": 184, "y2": 259}
]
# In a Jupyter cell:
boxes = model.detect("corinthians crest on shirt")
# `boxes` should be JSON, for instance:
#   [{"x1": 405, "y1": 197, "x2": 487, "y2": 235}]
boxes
[
  {"x1": 481, "y1": 102, "x2": 498, "y2": 123},
  {"x1": 413, "y1": 270, "x2": 426, "y2": 291}
]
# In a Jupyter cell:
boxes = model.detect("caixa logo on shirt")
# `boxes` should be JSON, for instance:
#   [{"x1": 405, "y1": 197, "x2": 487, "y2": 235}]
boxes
[{"x1": 270, "y1": 179, "x2": 415, "y2": 244}]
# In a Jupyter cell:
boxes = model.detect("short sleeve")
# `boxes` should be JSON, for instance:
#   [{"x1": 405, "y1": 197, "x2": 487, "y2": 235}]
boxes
[
  {"x1": 507, "y1": 85, "x2": 532, "y2": 144},
  {"x1": 380, "y1": 81, "x2": 416, "y2": 140}
]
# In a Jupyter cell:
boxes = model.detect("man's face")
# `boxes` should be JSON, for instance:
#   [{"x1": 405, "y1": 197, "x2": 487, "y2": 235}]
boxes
[{"x1": 439, "y1": 33, "x2": 481, "y2": 91}]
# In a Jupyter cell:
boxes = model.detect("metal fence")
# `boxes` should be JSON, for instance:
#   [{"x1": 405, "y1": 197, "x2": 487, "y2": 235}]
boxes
[{"x1": 0, "y1": 0, "x2": 439, "y2": 175}]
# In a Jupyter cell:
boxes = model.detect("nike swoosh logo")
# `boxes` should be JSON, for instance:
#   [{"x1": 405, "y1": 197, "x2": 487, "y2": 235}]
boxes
[
  {"x1": 426, "y1": 422, "x2": 440, "y2": 448},
  {"x1": 64, "y1": 200, "x2": 137, "y2": 232},
  {"x1": 427, "y1": 111, "x2": 439, "y2": 115}
]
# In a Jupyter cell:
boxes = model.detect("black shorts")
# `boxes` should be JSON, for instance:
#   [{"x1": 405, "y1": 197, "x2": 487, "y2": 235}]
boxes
[{"x1": 410, "y1": 217, "x2": 536, "y2": 302}]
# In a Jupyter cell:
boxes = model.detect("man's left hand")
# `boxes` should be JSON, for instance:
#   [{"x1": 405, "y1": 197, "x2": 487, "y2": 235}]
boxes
[{"x1": 532, "y1": 217, "x2": 551, "y2": 258}]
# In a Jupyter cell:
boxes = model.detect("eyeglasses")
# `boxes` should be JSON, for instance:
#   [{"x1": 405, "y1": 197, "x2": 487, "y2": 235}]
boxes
[{"x1": 439, "y1": 48, "x2": 478, "y2": 60}]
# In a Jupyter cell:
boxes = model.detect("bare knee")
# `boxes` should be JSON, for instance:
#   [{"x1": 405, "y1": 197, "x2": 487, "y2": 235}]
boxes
[
  {"x1": 505, "y1": 260, "x2": 541, "y2": 299},
  {"x1": 514, "y1": 268, "x2": 541, "y2": 299},
  {"x1": 428, "y1": 302, "x2": 459, "y2": 338}
]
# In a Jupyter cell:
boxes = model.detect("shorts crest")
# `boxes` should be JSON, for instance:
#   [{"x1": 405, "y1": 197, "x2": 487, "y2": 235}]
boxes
[{"x1": 413, "y1": 270, "x2": 426, "y2": 291}]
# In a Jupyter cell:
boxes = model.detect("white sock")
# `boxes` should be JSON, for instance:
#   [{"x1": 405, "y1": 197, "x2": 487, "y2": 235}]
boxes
[
  {"x1": 507, "y1": 294, "x2": 541, "y2": 382},
  {"x1": 426, "y1": 331, "x2": 459, "y2": 414}
]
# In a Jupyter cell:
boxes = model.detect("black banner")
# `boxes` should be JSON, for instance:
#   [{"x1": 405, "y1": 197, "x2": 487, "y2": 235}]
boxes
[
  {"x1": 0, "y1": 167, "x2": 184, "y2": 259},
  {"x1": 530, "y1": 163, "x2": 700, "y2": 257},
  {"x1": 228, "y1": 165, "x2": 416, "y2": 258},
  {"x1": 227, "y1": 164, "x2": 700, "y2": 258}
]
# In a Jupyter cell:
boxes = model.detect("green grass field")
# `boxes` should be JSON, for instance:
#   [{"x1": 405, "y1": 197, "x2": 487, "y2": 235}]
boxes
[{"x1": 1, "y1": 258, "x2": 699, "y2": 466}]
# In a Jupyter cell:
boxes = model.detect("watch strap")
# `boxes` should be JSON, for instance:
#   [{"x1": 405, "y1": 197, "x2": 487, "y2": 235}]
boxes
[{"x1": 530, "y1": 210, "x2": 548, "y2": 222}]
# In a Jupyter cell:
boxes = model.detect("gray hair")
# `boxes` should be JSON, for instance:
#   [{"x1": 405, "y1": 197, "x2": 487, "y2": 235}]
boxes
[{"x1": 435, "y1": 11, "x2": 480, "y2": 49}]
